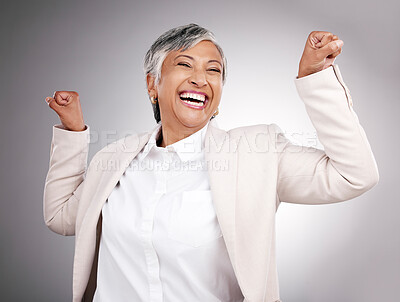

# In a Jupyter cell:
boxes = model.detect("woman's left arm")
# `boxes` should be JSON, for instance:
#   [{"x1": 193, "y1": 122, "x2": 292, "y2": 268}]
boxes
[{"x1": 275, "y1": 31, "x2": 379, "y2": 204}]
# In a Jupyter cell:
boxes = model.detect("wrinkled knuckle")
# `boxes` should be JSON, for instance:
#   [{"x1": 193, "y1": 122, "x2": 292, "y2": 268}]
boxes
[{"x1": 329, "y1": 43, "x2": 337, "y2": 51}]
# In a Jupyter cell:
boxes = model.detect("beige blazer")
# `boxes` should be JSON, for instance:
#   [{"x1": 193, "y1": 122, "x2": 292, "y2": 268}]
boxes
[{"x1": 43, "y1": 64, "x2": 379, "y2": 302}]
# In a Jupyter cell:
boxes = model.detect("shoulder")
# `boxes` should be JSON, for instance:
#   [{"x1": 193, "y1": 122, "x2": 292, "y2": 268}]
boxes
[
  {"x1": 89, "y1": 130, "x2": 150, "y2": 164},
  {"x1": 225, "y1": 123, "x2": 284, "y2": 140},
  {"x1": 219, "y1": 123, "x2": 285, "y2": 153}
]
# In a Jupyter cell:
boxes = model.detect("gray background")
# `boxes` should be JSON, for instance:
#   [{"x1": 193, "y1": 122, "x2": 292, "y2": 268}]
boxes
[{"x1": 1, "y1": 0, "x2": 399, "y2": 301}]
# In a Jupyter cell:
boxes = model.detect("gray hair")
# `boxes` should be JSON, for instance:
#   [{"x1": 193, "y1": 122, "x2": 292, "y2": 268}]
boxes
[{"x1": 143, "y1": 23, "x2": 227, "y2": 123}]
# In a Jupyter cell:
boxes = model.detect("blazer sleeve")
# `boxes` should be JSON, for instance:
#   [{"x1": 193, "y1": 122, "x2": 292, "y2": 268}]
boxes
[
  {"x1": 274, "y1": 64, "x2": 379, "y2": 205},
  {"x1": 43, "y1": 124, "x2": 90, "y2": 235}
]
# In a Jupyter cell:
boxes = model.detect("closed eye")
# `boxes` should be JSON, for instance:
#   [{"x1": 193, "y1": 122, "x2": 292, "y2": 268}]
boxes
[
  {"x1": 209, "y1": 68, "x2": 221, "y2": 73},
  {"x1": 178, "y1": 62, "x2": 191, "y2": 68}
]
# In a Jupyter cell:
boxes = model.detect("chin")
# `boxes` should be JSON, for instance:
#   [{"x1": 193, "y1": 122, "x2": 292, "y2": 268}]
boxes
[{"x1": 178, "y1": 113, "x2": 208, "y2": 128}]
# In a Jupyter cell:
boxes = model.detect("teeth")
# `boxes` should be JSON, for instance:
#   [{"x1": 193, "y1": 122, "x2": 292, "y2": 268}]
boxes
[
  {"x1": 182, "y1": 99, "x2": 204, "y2": 107},
  {"x1": 179, "y1": 92, "x2": 206, "y2": 102}
]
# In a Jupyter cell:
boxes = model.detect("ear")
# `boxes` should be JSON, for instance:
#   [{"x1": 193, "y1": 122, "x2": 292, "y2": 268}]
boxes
[{"x1": 146, "y1": 74, "x2": 158, "y2": 97}]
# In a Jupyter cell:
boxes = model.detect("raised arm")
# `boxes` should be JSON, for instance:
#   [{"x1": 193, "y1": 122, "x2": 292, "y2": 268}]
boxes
[
  {"x1": 275, "y1": 32, "x2": 379, "y2": 205},
  {"x1": 43, "y1": 91, "x2": 88, "y2": 235}
]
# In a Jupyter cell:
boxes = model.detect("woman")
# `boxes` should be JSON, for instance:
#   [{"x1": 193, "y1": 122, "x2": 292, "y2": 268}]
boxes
[{"x1": 43, "y1": 24, "x2": 379, "y2": 302}]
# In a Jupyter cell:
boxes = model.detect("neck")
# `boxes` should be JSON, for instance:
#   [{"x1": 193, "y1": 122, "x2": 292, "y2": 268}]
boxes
[{"x1": 158, "y1": 121, "x2": 207, "y2": 148}]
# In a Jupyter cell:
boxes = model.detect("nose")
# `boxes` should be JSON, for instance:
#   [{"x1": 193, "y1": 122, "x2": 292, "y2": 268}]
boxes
[{"x1": 188, "y1": 68, "x2": 207, "y2": 87}]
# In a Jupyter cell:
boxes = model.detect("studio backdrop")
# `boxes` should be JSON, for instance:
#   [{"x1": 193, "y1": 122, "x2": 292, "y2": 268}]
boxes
[{"x1": 0, "y1": 0, "x2": 398, "y2": 301}]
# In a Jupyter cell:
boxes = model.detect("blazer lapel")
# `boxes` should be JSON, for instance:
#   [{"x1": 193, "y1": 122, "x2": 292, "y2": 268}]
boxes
[
  {"x1": 73, "y1": 125, "x2": 158, "y2": 300},
  {"x1": 204, "y1": 119, "x2": 240, "y2": 283}
]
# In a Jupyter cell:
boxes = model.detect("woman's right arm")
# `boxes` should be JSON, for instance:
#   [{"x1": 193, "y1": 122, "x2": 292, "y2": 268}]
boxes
[{"x1": 43, "y1": 91, "x2": 87, "y2": 236}]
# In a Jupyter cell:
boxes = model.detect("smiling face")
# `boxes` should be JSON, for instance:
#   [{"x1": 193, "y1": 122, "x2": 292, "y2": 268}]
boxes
[{"x1": 147, "y1": 40, "x2": 223, "y2": 141}]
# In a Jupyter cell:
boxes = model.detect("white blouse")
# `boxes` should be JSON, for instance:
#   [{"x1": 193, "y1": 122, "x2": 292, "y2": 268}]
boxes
[{"x1": 93, "y1": 120, "x2": 244, "y2": 302}]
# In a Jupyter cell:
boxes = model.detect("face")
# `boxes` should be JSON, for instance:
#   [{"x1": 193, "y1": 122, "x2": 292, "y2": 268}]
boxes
[{"x1": 147, "y1": 40, "x2": 223, "y2": 133}]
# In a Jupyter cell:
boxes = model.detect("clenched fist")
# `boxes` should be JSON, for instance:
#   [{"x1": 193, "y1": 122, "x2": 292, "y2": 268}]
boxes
[
  {"x1": 298, "y1": 31, "x2": 344, "y2": 78},
  {"x1": 45, "y1": 91, "x2": 86, "y2": 132}
]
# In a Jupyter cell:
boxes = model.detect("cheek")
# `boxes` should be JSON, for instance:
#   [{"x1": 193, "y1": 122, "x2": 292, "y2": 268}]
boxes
[
  {"x1": 159, "y1": 76, "x2": 182, "y2": 99},
  {"x1": 211, "y1": 81, "x2": 223, "y2": 99}
]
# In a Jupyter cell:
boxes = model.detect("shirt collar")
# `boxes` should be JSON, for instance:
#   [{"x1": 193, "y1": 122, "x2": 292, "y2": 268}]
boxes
[{"x1": 140, "y1": 120, "x2": 210, "y2": 162}]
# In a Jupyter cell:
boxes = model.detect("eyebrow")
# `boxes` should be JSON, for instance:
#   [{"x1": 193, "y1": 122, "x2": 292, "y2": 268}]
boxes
[{"x1": 174, "y1": 54, "x2": 222, "y2": 67}]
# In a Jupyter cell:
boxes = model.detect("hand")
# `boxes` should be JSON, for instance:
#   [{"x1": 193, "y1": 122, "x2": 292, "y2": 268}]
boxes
[
  {"x1": 45, "y1": 91, "x2": 86, "y2": 131},
  {"x1": 297, "y1": 31, "x2": 344, "y2": 78}
]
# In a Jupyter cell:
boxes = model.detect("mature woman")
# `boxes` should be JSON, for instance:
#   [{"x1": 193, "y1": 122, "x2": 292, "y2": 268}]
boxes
[{"x1": 43, "y1": 23, "x2": 379, "y2": 302}]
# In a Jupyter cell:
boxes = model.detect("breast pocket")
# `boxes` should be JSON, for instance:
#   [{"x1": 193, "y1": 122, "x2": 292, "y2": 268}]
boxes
[{"x1": 167, "y1": 190, "x2": 223, "y2": 248}]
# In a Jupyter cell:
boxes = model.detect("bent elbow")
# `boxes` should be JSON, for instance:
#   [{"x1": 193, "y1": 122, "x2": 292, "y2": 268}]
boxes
[
  {"x1": 339, "y1": 165, "x2": 379, "y2": 201},
  {"x1": 357, "y1": 165, "x2": 380, "y2": 193},
  {"x1": 366, "y1": 166, "x2": 380, "y2": 190},
  {"x1": 44, "y1": 215, "x2": 75, "y2": 236}
]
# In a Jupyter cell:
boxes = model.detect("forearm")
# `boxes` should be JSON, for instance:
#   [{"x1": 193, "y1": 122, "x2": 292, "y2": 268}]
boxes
[
  {"x1": 275, "y1": 65, "x2": 379, "y2": 204},
  {"x1": 294, "y1": 64, "x2": 379, "y2": 190},
  {"x1": 43, "y1": 124, "x2": 90, "y2": 235}
]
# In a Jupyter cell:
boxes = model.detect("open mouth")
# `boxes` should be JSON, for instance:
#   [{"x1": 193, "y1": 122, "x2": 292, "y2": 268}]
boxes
[{"x1": 179, "y1": 91, "x2": 208, "y2": 109}]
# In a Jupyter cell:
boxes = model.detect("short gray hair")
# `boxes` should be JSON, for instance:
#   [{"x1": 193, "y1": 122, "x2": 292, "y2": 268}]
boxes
[{"x1": 143, "y1": 23, "x2": 227, "y2": 123}]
